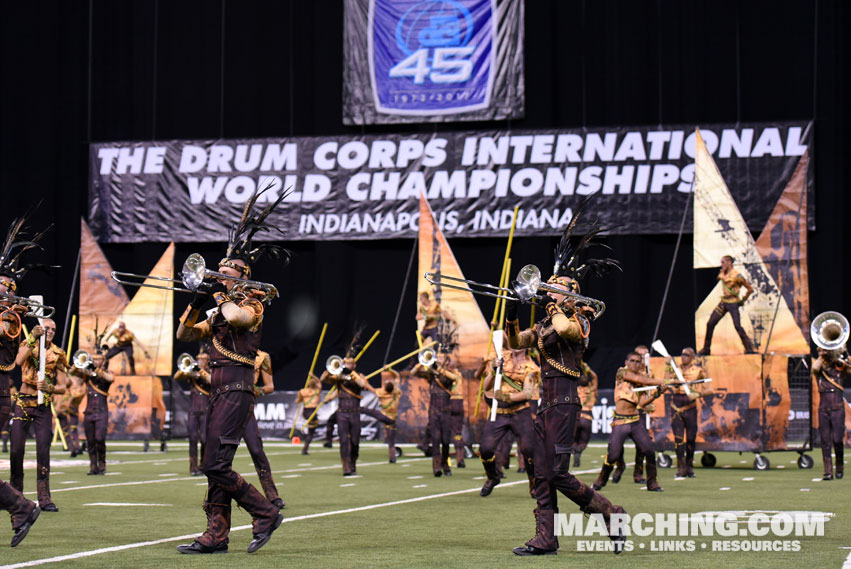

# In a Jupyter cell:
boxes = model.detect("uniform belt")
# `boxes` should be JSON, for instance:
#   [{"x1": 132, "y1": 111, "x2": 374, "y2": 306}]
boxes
[
  {"x1": 496, "y1": 402, "x2": 530, "y2": 415},
  {"x1": 15, "y1": 394, "x2": 45, "y2": 408},
  {"x1": 671, "y1": 401, "x2": 697, "y2": 414},
  {"x1": 612, "y1": 413, "x2": 640, "y2": 426},
  {"x1": 0, "y1": 362, "x2": 14, "y2": 372},
  {"x1": 537, "y1": 394, "x2": 581, "y2": 412},
  {"x1": 212, "y1": 381, "x2": 253, "y2": 396},
  {"x1": 821, "y1": 402, "x2": 845, "y2": 412}
]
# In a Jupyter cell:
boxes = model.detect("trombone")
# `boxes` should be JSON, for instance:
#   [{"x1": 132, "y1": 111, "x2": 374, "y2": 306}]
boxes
[
  {"x1": 418, "y1": 346, "x2": 436, "y2": 367},
  {"x1": 0, "y1": 292, "x2": 56, "y2": 318},
  {"x1": 425, "y1": 264, "x2": 606, "y2": 319},
  {"x1": 177, "y1": 352, "x2": 199, "y2": 374},
  {"x1": 112, "y1": 253, "x2": 279, "y2": 304}
]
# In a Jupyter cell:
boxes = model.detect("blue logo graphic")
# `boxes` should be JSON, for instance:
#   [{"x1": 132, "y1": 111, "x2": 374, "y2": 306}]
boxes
[{"x1": 370, "y1": 0, "x2": 494, "y2": 116}]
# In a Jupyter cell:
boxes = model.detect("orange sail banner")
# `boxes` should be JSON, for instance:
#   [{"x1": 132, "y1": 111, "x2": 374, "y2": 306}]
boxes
[
  {"x1": 692, "y1": 130, "x2": 808, "y2": 354},
  {"x1": 754, "y1": 152, "x2": 810, "y2": 342},
  {"x1": 417, "y1": 194, "x2": 491, "y2": 369},
  {"x1": 79, "y1": 219, "x2": 174, "y2": 375}
]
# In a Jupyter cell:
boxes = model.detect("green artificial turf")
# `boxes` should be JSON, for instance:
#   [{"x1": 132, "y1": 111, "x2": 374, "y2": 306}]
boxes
[{"x1": 1, "y1": 441, "x2": 848, "y2": 568}]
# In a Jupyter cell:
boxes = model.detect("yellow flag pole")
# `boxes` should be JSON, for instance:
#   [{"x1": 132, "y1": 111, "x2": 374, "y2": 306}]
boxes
[
  {"x1": 290, "y1": 322, "x2": 328, "y2": 438},
  {"x1": 415, "y1": 330, "x2": 424, "y2": 349},
  {"x1": 50, "y1": 403, "x2": 68, "y2": 450},
  {"x1": 475, "y1": 259, "x2": 512, "y2": 416},
  {"x1": 355, "y1": 330, "x2": 381, "y2": 362},
  {"x1": 65, "y1": 314, "x2": 77, "y2": 354},
  {"x1": 363, "y1": 341, "x2": 435, "y2": 381}
]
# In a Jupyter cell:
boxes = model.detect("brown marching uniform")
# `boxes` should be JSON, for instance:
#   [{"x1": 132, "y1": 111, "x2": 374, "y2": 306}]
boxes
[
  {"x1": 54, "y1": 382, "x2": 85, "y2": 456},
  {"x1": 666, "y1": 361, "x2": 708, "y2": 477},
  {"x1": 506, "y1": 305, "x2": 624, "y2": 553},
  {"x1": 323, "y1": 372, "x2": 368, "y2": 475},
  {"x1": 701, "y1": 268, "x2": 755, "y2": 354},
  {"x1": 593, "y1": 367, "x2": 662, "y2": 491},
  {"x1": 188, "y1": 300, "x2": 280, "y2": 549},
  {"x1": 370, "y1": 375, "x2": 401, "y2": 462},
  {"x1": 813, "y1": 358, "x2": 848, "y2": 478},
  {"x1": 11, "y1": 342, "x2": 68, "y2": 508},
  {"x1": 297, "y1": 385, "x2": 320, "y2": 454},
  {"x1": 573, "y1": 360, "x2": 597, "y2": 467},
  {"x1": 449, "y1": 374, "x2": 466, "y2": 466},
  {"x1": 174, "y1": 366, "x2": 210, "y2": 474},
  {"x1": 413, "y1": 362, "x2": 463, "y2": 475},
  {"x1": 245, "y1": 350, "x2": 282, "y2": 506},
  {"x1": 479, "y1": 354, "x2": 540, "y2": 494},
  {"x1": 418, "y1": 300, "x2": 441, "y2": 345}
]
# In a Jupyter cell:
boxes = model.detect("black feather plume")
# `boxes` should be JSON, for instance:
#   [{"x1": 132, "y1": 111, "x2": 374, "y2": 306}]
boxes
[
  {"x1": 552, "y1": 198, "x2": 620, "y2": 282},
  {"x1": 225, "y1": 182, "x2": 293, "y2": 266}
]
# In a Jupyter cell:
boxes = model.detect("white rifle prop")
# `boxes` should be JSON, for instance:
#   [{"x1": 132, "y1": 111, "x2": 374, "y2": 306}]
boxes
[
  {"x1": 650, "y1": 340, "x2": 691, "y2": 395},
  {"x1": 489, "y1": 330, "x2": 504, "y2": 422},
  {"x1": 30, "y1": 295, "x2": 47, "y2": 405},
  {"x1": 634, "y1": 378, "x2": 712, "y2": 393}
]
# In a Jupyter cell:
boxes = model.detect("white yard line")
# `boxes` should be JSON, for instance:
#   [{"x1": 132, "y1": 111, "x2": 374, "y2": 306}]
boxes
[
  {"x1": 2, "y1": 466, "x2": 602, "y2": 568},
  {"x1": 843, "y1": 550, "x2": 851, "y2": 569},
  {"x1": 22, "y1": 457, "x2": 430, "y2": 496}
]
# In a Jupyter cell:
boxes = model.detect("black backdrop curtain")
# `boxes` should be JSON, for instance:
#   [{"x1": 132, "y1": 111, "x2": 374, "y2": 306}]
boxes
[{"x1": 1, "y1": 0, "x2": 847, "y2": 388}]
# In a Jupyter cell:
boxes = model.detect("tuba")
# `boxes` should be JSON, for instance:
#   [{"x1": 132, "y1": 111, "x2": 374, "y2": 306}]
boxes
[
  {"x1": 811, "y1": 311, "x2": 850, "y2": 362},
  {"x1": 177, "y1": 352, "x2": 198, "y2": 373},
  {"x1": 418, "y1": 346, "x2": 436, "y2": 367}
]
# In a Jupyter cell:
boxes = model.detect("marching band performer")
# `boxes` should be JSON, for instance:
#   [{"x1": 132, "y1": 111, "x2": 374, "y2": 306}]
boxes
[
  {"x1": 506, "y1": 205, "x2": 626, "y2": 556},
  {"x1": 175, "y1": 190, "x2": 287, "y2": 554},
  {"x1": 173, "y1": 350, "x2": 211, "y2": 476},
  {"x1": 103, "y1": 321, "x2": 150, "y2": 375},
  {"x1": 592, "y1": 351, "x2": 666, "y2": 492},
  {"x1": 69, "y1": 348, "x2": 115, "y2": 475},
  {"x1": 572, "y1": 354, "x2": 597, "y2": 468},
  {"x1": 245, "y1": 349, "x2": 284, "y2": 509},
  {"x1": 11, "y1": 318, "x2": 69, "y2": 512},
  {"x1": 665, "y1": 347, "x2": 712, "y2": 478},
  {"x1": 449, "y1": 370, "x2": 466, "y2": 468},
  {"x1": 698, "y1": 255, "x2": 756, "y2": 355},
  {"x1": 478, "y1": 347, "x2": 539, "y2": 497},
  {"x1": 0, "y1": 216, "x2": 49, "y2": 544},
  {"x1": 359, "y1": 368, "x2": 401, "y2": 463},
  {"x1": 412, "y1": 348, "x2": 463, "y2": 477},
  {"x1": 296, "y1": 375, "x2": 321, "y2": 455},
  {"x1": 415, "y1": 291, "x2": 442, "y2": 346},
  {"x1": 319, "y1": 333, "x2": 369, "y2": 477},
  {"x1": 812, "y1": 347, "x2": 849, "y2": 480},
  {"x1": 55, "y1": 375, "x2": 85, "y2": 458}
]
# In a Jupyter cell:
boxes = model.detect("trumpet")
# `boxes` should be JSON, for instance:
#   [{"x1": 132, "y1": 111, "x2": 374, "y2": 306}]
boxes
[
  {"x1": 425, "y1": 264, "x2": 606, "y2": 319},
  {"x1": 0, "y1": 292, "x2": 56, "y2": 318},
  {"x1": 111, "y1": 253, "x2": 279, "y2": 304},
  {"x1": 177, "y1": 352, "x2": 199, "y2": 373},
  {"x1": 418, "y1": 346, "x2": 436, "y2": 367}
]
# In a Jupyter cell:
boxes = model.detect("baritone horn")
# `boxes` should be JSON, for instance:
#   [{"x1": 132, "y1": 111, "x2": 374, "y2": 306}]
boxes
[
  {"x1": 811, "y1": 311, "x2": 850, "y2": 359},
  {"x1": 326, "y1": 355, "x2": 344, "y2": 376},
  {"x1": 424, "y1": 264, "x2": 606, "y2": 319},
  {"x1": 111, "y1": 253, "x2": 279, "y2": 304},
  {"x1": 418, "y1": 346, "x2": 436, "y2": 367},
  {"x1": 72, "y1": 349, "x2": 92, "y2": 370},
  {"x1": 177, "y1": 353, "x2": 198, "y2": 373}
]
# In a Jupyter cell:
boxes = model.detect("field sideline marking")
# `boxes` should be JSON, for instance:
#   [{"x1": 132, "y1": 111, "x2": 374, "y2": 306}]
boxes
[
  {"x1": 23, "y1": 457, "x2": 431, "y2": 496},
  {"x1": 2, "y1": 465, "x2": 605, "y2": 568},
  {"x1": 843, "y1": 550, "x2": 851, "y2": 569}
]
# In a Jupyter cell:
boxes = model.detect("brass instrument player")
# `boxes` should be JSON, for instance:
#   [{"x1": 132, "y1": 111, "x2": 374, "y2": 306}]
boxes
[
  {"x1": 812, "y1": 347, "x2": 849, "y2": 480},
  {"x1": 173, "y1": 351, "x2": 211, "y2": 476}
]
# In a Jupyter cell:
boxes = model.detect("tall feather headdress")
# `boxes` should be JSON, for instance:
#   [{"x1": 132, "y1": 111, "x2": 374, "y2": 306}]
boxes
[
  {"x1": 552, "y1": 197, "x2": 622, "y2": 283},
  {"x1": 0, "y1": 205, "x2": 56, "y2": 287},
  {"x1": 221, "y1": 183, "x2": 292, "y2": 273}
]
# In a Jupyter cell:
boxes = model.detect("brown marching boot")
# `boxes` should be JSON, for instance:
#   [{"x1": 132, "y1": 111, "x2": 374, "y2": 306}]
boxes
[
  {"x1": 633, "y1": 450, "x2": 646, "y2": 483},
  {"x1": 177, "y1": 502, "x2": 230, "y2": 553},
  {"x1": 581, "y1": 492, "x2": 627, "y2": 554},
  {"x1": 232, "y1": 481, "x2": 283, "y2": 553},
  {"x1": 257, "y1": 468, "x2": 284, "y2": 508},
  {"x1": 645, "y1": 461, "x2": 663, "y2": 492},
  {"x1": 513, "y1": 508, "x2": 558, "y2": 555},
  {"x1": 0, "y1": 480, "x2": 39, "y2": 542},
  {"x1": 480, "y1": 456, "x2": 500, "y2": 497},
  {"x1": 835, "y1": 445, "x2": 844, "y2": 480},
  {"x1": 685, "y1": 443, "x2": 696, "y2": 477},
  {"x1": 612, "y1": 457, "x2": 625, "y2": 483},
  {"x1": 592, "y1": 461, "x2": 614, "y2": 491},
  {"x1": 97, "y1": 441, "x2": 107, "y2": 474},
  {"x1": 823, "y1": 455, "x2": 834, "y2": 481},
  {"x1": 675, "y1": 446, "x2": 687, "y2": 478},
  {"x1": 189, "y1": 456, "x2": 200, "y2": 476},
  {"x1": 37, "y1": 479, "x2": 58, "y2": 511}
]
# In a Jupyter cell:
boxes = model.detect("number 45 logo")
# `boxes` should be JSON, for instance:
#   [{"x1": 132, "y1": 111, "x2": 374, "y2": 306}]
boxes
[{"x1": 390, "y1": 47, "x2": 474, "y2": 84}]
